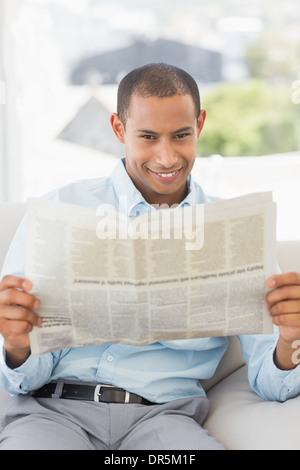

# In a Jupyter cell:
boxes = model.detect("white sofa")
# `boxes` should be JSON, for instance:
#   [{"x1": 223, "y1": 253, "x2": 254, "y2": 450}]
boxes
[{"x1": 0, "y1": 202, "x2": 300, "y2": 449}]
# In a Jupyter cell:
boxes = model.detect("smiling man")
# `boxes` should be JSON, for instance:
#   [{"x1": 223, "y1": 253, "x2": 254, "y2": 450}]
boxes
[
  {"x1": 110, "y1": 64, "x2": 206, "y2": 207},
  {"x1": 1, "y1": 63, "x2": 300, "y2": 450},
  {"x1": 111, "y1": 86, "x2": 206, "y2": 206}
]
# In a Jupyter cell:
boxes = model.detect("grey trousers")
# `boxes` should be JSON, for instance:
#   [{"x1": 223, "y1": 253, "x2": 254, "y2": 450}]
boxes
[{"x1": 0, "y1": 394, "x2": 225, "y2": 450}]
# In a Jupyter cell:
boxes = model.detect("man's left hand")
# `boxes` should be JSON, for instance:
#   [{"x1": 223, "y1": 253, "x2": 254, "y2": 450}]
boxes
[{"x1": 266, "y1": 272, "x2": 300, "y2": 369}]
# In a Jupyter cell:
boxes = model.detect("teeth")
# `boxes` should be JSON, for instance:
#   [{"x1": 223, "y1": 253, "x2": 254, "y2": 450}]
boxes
[{"x1": 157, "y1": 171, "x2": 178, "y2": 178}]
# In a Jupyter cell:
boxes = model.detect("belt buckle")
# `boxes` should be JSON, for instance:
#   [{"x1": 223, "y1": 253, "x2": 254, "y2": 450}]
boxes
[
  {"x1": 94, "y1": 384, "x2": 111, "y2": 402},
  {"x1": 94, "y1": 384, "x2": 130, "y2": 403}
]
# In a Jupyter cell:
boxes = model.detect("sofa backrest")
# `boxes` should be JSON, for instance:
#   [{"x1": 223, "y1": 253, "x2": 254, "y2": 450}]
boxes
[{"x1": 277, "y1": 240, "x2": 300, "y2": 273}]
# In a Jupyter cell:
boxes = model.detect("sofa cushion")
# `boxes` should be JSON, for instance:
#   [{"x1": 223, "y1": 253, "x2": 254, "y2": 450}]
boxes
[
  {"x1": 0, "y1": 388, "x2": 9, "y2": 407},
  {"x1": 204, "y1": 366, "x2": 300, "y2": 450}
]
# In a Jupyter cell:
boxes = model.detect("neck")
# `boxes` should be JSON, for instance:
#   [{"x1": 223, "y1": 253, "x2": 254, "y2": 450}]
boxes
[{"x1": 147, "y1": 184, "x2": 189, "y2": 208}]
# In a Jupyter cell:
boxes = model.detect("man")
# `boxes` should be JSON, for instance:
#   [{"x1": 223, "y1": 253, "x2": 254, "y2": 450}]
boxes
[{"x1": 0, "y1": 63, "x2": 300, "y2": 450}]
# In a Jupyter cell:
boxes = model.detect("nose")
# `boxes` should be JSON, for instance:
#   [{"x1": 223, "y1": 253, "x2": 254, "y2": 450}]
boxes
[{"x1": 155, "y1": 139, "x2": 178, "y2": 169}]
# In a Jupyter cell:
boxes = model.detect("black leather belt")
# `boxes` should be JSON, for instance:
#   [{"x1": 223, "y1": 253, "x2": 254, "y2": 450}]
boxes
[{"x1": 30, "y1": 380, "x2": 155, "y2": 405}]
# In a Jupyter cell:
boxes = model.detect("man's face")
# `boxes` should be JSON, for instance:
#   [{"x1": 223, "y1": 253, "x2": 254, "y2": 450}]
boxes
[{"x1": 111, "y1": 93, "x2": 206, "y2": 206}]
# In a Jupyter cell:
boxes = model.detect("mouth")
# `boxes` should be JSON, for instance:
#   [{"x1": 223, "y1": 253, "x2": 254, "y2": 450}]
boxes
[{"x1": 148, "y1": 167, "x2": 183, "y2": 183}]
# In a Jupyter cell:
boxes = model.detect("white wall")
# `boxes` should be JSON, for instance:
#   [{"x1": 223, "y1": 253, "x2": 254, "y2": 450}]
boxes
[{"x1": 192, "y1": 154, "x2": 300, "y2": 241}]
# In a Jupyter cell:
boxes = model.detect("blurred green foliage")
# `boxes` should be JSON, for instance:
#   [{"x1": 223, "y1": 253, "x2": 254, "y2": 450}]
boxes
[{"x1": 197, "y1": 79, "x2": 300, "y2": 157}]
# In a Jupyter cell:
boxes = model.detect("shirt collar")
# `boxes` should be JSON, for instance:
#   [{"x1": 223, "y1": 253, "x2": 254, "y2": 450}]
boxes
[
  {"x1": 180, "y1": 175, "x2": 197, "y2": 206},
  {"x1": 111, "y1": 158, "x2": 199, "y2": 216}
]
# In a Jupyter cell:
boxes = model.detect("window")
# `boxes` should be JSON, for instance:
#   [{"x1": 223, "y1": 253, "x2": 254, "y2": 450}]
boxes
[
  {"x1": 0, "y1": 0, "x2": 5, "y2": 200},
  {"x1": 1, "y1": 0, "x2": 300, "y2": 240}
]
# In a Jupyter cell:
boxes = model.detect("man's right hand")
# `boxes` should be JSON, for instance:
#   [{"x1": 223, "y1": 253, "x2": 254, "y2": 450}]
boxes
[{"x1": 0, "y1": 275, "x2": 42, "y2": 368}]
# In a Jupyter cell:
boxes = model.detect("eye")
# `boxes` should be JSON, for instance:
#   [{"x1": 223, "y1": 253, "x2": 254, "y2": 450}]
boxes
[
  {"x1": 174, "y1": 133, "x2": 189, "y2": 139},
  {"x1": 141, "y1": 134, "x2": 155, "y2": 140}
]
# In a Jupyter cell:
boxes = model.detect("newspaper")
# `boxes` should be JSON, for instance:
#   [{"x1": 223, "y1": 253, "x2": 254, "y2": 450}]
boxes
[{"x1": 25, "y1": 192, "x2": 277, "y2": 356}]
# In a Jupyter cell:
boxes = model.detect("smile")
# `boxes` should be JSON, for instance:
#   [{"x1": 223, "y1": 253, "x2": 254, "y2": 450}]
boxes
[
  {"x1": 148, "y1": 168, "x2": 182, "y2": 181},
  {"x1": 157, "y1": 170, "x2": 179, "y2": 178}
]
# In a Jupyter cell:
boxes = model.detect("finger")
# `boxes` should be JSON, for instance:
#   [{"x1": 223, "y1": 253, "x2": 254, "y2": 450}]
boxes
[
  {"x1": 0, "y1": 305, "x2": 42, "y2": 327},
  {"x1": 0, "y1": 275, "x2": 32, "y2": 292},
  {"x1": 266, "y1": 286, "x2": 300, "y2": 306},
  {"x1": 1, "y1": 319, "x2": 35, "y2": 337},
  {"x1": 266, "y1": 272, "x2": 300, "y2": 289},
  {"x1": 269, "y1": 299, "x2": 300, "y2": 317},
  {"x1": 272, "y1": 313, "x2": 300, "y2": 328},
  {"x1": 0, "y1": 288, "x2": 40, "y2": 311}
]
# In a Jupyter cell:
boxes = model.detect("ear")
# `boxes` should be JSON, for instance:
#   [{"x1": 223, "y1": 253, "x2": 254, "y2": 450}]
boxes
[
  {"x1": 110, "y1": 113, "x2": 125, "y2": 144},
  {"x1": 196, "y1": 109, "x2": 206, "y2": 139}
]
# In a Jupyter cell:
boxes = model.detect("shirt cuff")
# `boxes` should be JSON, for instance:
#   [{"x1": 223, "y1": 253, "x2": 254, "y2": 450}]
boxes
[
  {"x1": 0, "y1": 340, "x2": 53, "y2": 395},
  {"x1": 255, "y1": 343, "x2": 300, "y2": 402}
]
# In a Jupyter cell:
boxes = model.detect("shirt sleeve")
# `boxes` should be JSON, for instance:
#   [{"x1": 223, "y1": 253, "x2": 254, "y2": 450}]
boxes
[
  {"x1": 0, "y1": 336, "x2": 55, "y2": 395},
  {"x1": 0, "y1": 216, "x2": 56, "y2": 394},
  {"x1": 239, "y1": 330, "x2": 300, "y2": 402}
]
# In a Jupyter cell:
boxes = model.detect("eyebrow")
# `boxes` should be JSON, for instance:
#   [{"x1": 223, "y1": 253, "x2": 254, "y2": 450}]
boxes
[{"x1": 137, "y1": 126, "x2": 194, "y2": 135}]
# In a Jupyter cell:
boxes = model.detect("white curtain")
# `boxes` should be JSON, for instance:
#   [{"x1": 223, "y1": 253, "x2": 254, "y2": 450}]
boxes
[
  {"x1": 0, "y1": 0, "x2": 23, "y2": 201},
  {"x1": 0, "y1": 0, "x2": 7, "y2": 200}
]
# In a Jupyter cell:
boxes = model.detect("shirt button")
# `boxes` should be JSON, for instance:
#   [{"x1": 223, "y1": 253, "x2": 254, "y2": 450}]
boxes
[{"x1": 107, "y1": 355, "x2": 114, "y2": 362}]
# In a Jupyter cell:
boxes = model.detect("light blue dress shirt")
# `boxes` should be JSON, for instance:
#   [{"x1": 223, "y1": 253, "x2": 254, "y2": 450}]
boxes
[{"x1": 1, "y1": 159, "x2": 300, "y2": 403}]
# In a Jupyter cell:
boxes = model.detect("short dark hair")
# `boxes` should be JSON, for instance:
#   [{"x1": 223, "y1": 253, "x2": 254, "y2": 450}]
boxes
[{"x1": 117, "y1": 63, "x2": 201, "y2": 126}]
